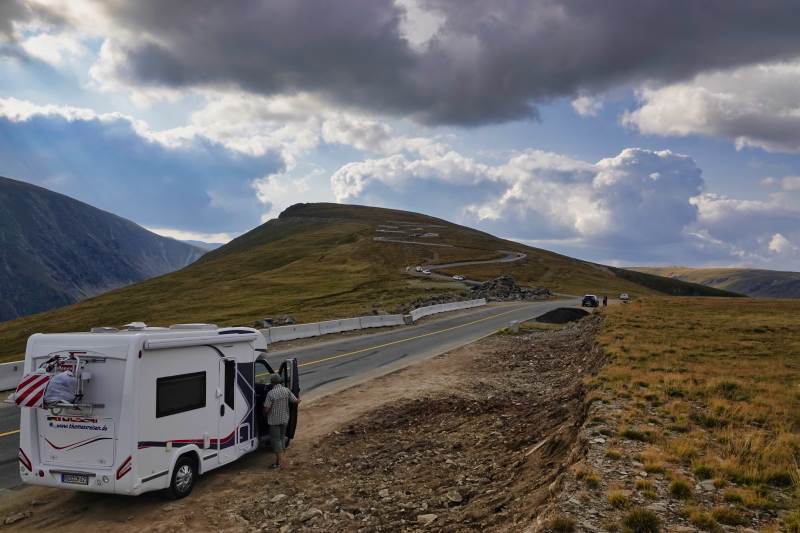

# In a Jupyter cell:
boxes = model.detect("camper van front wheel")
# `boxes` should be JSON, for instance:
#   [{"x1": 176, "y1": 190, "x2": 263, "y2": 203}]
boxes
[{"x1": 168, "y1": 456, "x2": 197, "y2": 499}]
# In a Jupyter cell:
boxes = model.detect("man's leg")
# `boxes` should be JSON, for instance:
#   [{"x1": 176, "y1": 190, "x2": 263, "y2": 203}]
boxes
[
  {"x1": 269, "y1": 424, "x2": 284, "y2": 467},
  {"x1": 275, "y1": 424, "x2": 287, "y2": 466}
]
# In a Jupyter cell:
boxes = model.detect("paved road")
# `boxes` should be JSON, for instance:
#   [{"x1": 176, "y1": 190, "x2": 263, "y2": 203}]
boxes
[
  {"x1": 407, "y1": 250, "x2": 527, "y2": 286},
  {"x1": 0, "y1": 299, "x2": 575, "y2": 491}
]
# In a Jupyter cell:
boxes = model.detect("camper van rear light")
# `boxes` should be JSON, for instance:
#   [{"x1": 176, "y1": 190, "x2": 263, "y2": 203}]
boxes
[
  {"x1": 17, "y1": 448, "x2": 32, "y2": 471},
  {"x1": 116, "y1": 456, "x2": 132, "y2": 480}
]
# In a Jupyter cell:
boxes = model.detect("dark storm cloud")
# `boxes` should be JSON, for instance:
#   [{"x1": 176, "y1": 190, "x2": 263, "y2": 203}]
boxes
[
  {"x1": 0, "y1": 0, "x2": 30, "y2": 41},
  {"x1": 44, "y1": 1, "x2": 800, "y2": 124},
  {"x1": 0, "y1": 0, "x2": 64, "y2": 58}
]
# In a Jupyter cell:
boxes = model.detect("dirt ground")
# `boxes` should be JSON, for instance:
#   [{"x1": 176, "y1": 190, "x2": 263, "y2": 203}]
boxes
[{"x1": 0, "y1": 317, "x2": 604, "y2": 532}]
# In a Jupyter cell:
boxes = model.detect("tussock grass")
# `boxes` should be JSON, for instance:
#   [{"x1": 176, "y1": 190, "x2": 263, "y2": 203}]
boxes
[
  {"x1": 621, "y1": 508, "x2": 660, "y2": 533},
  {"x1": 597, "y1": 298, "x2": 800, "y2": 523},
  {"x1": 547, "y1": 515, "x2": 576, "y2": 532},
  {"x1": 608, "y1": 489, "x2": 632, "y2": 509}
]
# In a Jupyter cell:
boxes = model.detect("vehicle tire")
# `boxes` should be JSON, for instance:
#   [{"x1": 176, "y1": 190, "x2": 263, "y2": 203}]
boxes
[{"x1": 167, "y1": 455, "x2": 197, "y2": 499}]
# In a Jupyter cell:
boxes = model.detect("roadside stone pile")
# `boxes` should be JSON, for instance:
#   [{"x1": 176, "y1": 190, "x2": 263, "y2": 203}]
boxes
[
  {"x1": 401, "y1": 294, "x2": 473, "y2": 313},
  {"x1": 469, "y1": 275, "x2": 551, "y2": 301},
  {"x1": 253, "y1": 315, "x2": 296, "y2": 328}
]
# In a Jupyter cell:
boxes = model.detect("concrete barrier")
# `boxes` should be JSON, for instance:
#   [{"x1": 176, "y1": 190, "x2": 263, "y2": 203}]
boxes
[
  {"x1": 319, "y1": 317, "x2": 362, "y2": 335},
  {"x1": 0, "y1": 360, "x2": 24, "y2": 392},
  {"x1": 264, "y1": 323, "x2": 322, "y2": 343},
  {"x1": 409, "y1": 298, "x2": 486, "y2": 322},
  {"x1": 261, "y1": 314, "x2": 406, "y2": 343},
  {"x1": 358, "y1": 315, "x2": 405, "y2": 329}
]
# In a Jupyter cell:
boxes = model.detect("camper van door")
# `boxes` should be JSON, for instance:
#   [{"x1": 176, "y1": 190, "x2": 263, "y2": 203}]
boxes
[{"x1": 218, "y1": 357, "x2": 237, "y2": 463}]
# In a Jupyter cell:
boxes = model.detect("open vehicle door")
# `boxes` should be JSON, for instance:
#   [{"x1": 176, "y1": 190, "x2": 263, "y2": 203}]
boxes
[
  {"x1": 278, "y1": 358, "x2": 300, "y2": 440},
  {"x1": 254, "y1": 357, "x2": 300, "y2": 446}
]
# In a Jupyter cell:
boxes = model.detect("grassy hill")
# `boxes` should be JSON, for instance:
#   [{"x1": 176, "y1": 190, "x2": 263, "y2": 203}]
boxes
[
  {"x1": 633, "y1": 266, "x2": 800, "y2": 298},
  {"x1": 0, "y1": 203, "x2": 738, "y2": 362}
]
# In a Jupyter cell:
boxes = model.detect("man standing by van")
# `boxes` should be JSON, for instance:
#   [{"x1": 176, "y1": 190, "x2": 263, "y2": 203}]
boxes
[{"x1": 264, "y1": 374, "x2": 300, "y2": 469}]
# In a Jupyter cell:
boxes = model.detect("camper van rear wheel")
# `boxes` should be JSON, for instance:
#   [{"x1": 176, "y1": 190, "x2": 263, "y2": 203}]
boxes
[{"x1": 168, "y1": 456, "x2": 197, "y2": 499}]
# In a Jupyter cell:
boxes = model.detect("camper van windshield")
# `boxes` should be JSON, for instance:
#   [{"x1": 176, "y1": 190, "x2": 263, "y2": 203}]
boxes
[{"x1": 156, "y1": 371, "x2": 206, "y2": 418}]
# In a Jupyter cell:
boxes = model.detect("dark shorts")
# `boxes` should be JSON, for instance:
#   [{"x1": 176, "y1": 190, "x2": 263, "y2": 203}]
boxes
[{"x1": 269, "y1": 423, "x2": 287, "y2": 452}]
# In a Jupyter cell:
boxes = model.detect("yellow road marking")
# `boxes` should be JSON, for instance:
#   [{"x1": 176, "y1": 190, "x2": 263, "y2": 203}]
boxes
[
  {"x1": 296, "y1": 306, "x2": 524, "y2": 368},
  {"x1": 0, "y1": 305, "x2": 535, "y2": 440}
]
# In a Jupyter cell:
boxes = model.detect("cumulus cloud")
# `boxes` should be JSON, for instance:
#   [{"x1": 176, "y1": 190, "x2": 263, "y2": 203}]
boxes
[
  {"x1": 6, "y1": 0, "x2": 796, "y2": 125},
  {"x1": 334, "y1": 147, "x2": 703, "y2": 249},
  {"x1": 571, "y1": 95, "x2": 603, "y2": 117},
  {"x1": 0, "y1": 97, "x2": 282, "y2": 233},
  {"x1": 623, "y1": 60, "x2": 800, "y2": 153},
  {"x1": 768, "y1": 233, "x2": 795, "y2": 254},
  {"x1": 690, "y1": 193, "x2": 800, "y2": 266},
  {"x1": 332, "y1": 145, "x2": 800, "y2": 268}
]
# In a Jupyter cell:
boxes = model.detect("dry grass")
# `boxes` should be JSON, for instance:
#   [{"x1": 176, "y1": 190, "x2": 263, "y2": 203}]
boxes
[{"x1": 595, "y1": 297, "x2": 800, "y2": 523}]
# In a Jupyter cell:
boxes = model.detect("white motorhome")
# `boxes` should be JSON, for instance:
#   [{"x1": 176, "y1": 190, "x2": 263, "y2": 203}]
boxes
[{"x1": 14, "y1": 323, "x2": 299, "y2": 498}]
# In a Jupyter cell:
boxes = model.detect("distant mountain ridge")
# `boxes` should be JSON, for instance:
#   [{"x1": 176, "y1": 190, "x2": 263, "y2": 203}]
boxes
[
  {"x1": 0, "y1": 176, "x2": 205, "y2": 321},
  {"x1": 632, "y1": 266, "x2": 800, "y2": 298}
]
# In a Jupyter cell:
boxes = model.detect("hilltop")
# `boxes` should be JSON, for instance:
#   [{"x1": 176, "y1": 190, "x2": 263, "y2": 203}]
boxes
[
  {"x1": 0, "y1": 176, "x2": 204, "y2": 321},
  {"x1": 0, "y1": 202, "x2": 736, "y2": 361},
  {"x1": 633, "y1": 266, "x2": 800, "y2": 298}
]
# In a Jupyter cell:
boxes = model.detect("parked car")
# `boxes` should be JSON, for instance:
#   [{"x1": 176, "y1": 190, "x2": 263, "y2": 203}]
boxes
[
  {"x1": 415, "y1": 266, "x2": 423, "y2": 272},
  {"x1": 421, "y1": 270, "x2": 432, "y2": 275},
  {"x1": 582, "y1": 294, "x2": 599, "y2": 307},
  {"x1": 452, "y1": 275, "x2": 465, "y2": 281},
  {"x1": 619, "y1": 293, "x2": 630, "y2": 303}
]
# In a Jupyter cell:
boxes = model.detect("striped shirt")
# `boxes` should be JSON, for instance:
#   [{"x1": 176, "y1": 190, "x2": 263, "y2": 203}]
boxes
[{"x1": 264, "y1": 385, "x2": 297, "y2": 426}]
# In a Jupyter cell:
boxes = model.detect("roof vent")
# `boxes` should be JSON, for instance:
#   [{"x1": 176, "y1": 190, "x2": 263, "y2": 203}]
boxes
[
  {"x1": 123, "y1": 322, "x2": 148, "y2": 331},
  {"x1": 169, "y1": 323, "x2": 218, "y2": 330},
  {"x1": 91, "y1": 327, "x2": 119, "y2": 333}
]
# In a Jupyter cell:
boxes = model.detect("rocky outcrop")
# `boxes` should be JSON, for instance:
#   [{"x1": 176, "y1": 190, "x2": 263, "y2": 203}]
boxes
[{"x1": 469, "y1": 275, "x2": 551, "y2": 301}]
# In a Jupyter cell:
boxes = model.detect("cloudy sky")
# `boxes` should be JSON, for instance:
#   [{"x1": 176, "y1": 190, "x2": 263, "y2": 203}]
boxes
[{"x1": 2, "y1": 0, "x2": 800, "y2": 269}]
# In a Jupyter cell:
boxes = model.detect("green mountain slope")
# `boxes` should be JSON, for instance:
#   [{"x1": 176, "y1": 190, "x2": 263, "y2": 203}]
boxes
[
  {"x1": 0, "y1": 202, "x2": 737, "y2": 361},
  {"x1": 0, "y1": 176, "x2": 204, "y2": 322},
  {"x1": 633, "y1": 266, "x2": 800, "y2": 298}
]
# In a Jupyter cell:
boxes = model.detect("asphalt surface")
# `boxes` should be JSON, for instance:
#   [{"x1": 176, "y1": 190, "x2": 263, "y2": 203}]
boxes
[
  {"x1": 407, "y1": 250, "x2": 528, "y2": 286},
  {"x1": 0, "y1": 299, "x2": 575, "y2": 491}
]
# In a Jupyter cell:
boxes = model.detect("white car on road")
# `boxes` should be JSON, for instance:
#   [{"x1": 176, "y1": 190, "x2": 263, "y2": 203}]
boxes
[
  {"x1": 421, "y1": 270, "x2": 432, "y2": 275},
  {"x1": 452, "y1": 275, "x2": 465, "y2": 281}
]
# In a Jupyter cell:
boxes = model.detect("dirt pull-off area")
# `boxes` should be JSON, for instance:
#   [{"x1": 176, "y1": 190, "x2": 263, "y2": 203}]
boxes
[{"x1": 1, "y1": 317, "x2": 604, "y2": 532}]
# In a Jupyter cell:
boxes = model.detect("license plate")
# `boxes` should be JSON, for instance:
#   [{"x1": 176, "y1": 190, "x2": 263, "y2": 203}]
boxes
[{"x1": 61, "y1": 473, "x2": 89, "y2": 485}]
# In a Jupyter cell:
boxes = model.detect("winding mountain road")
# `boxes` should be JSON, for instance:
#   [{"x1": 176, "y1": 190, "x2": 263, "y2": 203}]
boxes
[{"x1": 406, "y1": 250, "x2": 527, "y2": 286}]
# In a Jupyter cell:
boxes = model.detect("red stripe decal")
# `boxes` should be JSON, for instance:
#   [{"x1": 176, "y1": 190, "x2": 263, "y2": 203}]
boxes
[
  {"x1": 116, "y1": 456, "x2": 132, "y2": 480},
  {"x1": 23, "y1": 388, "x2": 45, "y2": 408},
  {"x1": 16, "y1": 375, "x2": 48, "y2": 402},
  {"x1": 18, "y1": 449, "x2": 32, "y2": 471},
  {"x1": 16, "y1": 375, "x2": 49, "y2": 403},
  {"x1": 16, "y1": 373, "x2": 42, "y2": 390}
]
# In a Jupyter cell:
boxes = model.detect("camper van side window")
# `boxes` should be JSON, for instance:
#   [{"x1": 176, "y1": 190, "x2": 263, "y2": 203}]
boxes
[{"x1": 156, "y1": 371, "x2": 206, "y2": 418}]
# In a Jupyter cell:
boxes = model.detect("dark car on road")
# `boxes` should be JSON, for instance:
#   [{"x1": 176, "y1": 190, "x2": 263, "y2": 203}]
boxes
[{"x1": 582, "y1": 294, "x2": 599, "y2": 307}]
